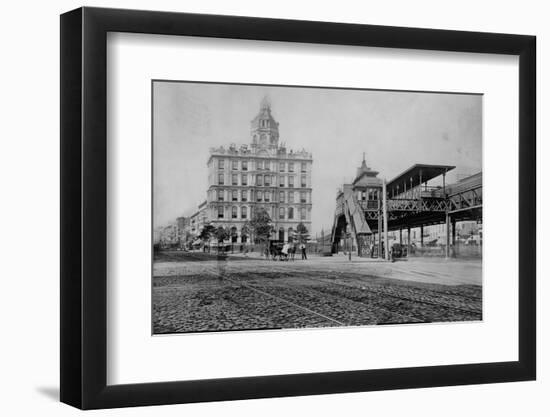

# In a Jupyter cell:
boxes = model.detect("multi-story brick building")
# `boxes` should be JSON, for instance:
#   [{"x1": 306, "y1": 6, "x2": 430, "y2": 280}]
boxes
[
  {"x1": 204, "y1": 98, "x2": 313, "y2": 243},
  {"x1": 188, "y1": 200, "x2": 207, "y2": 237},
  {"x1": 175, "y1": 216, "x2": 189, "y2": 242}
]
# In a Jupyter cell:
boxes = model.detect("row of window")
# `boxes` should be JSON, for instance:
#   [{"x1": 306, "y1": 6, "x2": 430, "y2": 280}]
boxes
[
  {"x1": 217, "y1": 205, "x2": 307, "y2": 220},
  {"x1": 218, "y1": 159, "x2": 307, "y2": 173},
  {"x1": 217, "y1": 189, "x2": 308, "y2": 203},
  {"x1": 218, "y1": 173, "x2": 308, "y2": 187},
  {"x1": 358, "y1": 188, "x2": 380, "y2": 201}
]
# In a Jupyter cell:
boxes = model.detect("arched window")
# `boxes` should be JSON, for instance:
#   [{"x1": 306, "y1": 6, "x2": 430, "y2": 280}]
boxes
[
  {"x1": 279, "y1": 207, "x2": 285, "y2": 220},
  {"x1": 241, "y1": 206, "x2": 247, "y2": 219},
  {"x1": 218, "y1": 206, "x2": 224, "y2": 219},
  {"x1": 288, "y1": 207, "x2": 294, "y2": 219},
  {"x1": 217, "y1": 190, "x2": 224, "y2": 201},
  {"x1": 300, "y1": 207, "x2": 306, "y2": 220},
  {"x1": 278, "y1": 227, "x2": 285, "y2": 242},
  {"x1": 231, "y1": 206, "x2": 238, "y2": 219}
]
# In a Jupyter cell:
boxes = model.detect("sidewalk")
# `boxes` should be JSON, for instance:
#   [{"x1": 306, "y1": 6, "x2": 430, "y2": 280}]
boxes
[{"x1": 224, "y1": 250, "x2": 387, "y2": 262}]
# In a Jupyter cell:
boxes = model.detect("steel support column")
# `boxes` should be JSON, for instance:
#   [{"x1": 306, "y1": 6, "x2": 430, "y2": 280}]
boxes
[
  {"x1": 383, "y1": 179, "x2": 389, "y2": 261},
  {"x1": 445, "y1": 212, "x2": 450, "y2": 259},
  {"x1": 378, "y1": 213, "x2": 382, "y2": 258}
]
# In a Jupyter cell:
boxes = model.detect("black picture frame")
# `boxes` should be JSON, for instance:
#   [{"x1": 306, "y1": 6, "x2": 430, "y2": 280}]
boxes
[{"x1": 60, "y1": 6, "x2": 536, "y2": 410}]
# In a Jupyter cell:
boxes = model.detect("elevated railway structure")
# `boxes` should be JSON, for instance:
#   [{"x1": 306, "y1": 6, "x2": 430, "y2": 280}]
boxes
[{"x1": 331, "y1": 156, "x2": 482, "y2": 258}]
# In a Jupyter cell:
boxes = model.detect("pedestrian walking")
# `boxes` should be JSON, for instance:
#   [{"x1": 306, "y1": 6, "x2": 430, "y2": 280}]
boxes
[{"x1": 300, "y1": 243, "x2": 307, "y2": 260}]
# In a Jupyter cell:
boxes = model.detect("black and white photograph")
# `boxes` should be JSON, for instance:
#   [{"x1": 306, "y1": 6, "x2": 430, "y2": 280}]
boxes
[
  {"x1": 152, "y1": 81, "x2": 483, "y2": 334},
  {"x1": 0, "y1": 0, "x2": 544, "y2": 414}
]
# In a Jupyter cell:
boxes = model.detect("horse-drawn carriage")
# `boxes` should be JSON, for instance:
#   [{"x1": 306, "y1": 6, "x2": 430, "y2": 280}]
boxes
[{"x1": 268, "y1": 240, "x2": 296, "y2": 261}]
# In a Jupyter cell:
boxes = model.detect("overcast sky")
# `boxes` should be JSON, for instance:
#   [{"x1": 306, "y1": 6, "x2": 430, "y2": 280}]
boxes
[{"x1": 153, "y1": 81, "x2": 482, "y2": 235}]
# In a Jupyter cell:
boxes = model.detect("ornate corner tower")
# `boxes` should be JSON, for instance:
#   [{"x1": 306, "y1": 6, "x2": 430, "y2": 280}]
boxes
[{"x1": 250, "y1": 96, "x2": 280, "y2": 153}]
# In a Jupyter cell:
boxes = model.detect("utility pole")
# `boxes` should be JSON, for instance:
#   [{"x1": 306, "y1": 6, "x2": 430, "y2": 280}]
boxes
[
  {"x1": 348, "y1": 232, "x2": 352, "y2": 261},
  {"x1": 346, "y1": 225, "x2": 352, "y2": 261},
  {"x1": 383, "y1": 179, "x2": 389, "y2": 261}
]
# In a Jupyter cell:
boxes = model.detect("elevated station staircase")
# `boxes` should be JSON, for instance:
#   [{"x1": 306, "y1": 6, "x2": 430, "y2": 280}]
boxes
[{"x1": 343, "y1": 187, "x2": 372, "y2": 241}]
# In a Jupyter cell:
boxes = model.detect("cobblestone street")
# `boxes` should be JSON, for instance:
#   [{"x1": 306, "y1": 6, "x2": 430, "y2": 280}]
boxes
[{"x1": 153, "y1": 251, "x2": 482, "y2": 334}]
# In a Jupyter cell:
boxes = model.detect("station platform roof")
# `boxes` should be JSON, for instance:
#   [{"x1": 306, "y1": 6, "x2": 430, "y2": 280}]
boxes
[{"x1": 387, "y1": 164, "x2": 455, "y2": 196}]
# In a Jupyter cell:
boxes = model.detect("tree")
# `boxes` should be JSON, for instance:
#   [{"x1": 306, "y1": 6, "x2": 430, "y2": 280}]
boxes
[
  {"x1": 295, "y1": 222, "x2": 310, "y2": 243},
  {"x1": 213, "y1": 226, "x2": 230, "y2": 244},
  {"x1": 198, "y1": 224, "x2": 216, "y2": 246},
  {"x1": 210, "y1": 226, "x2": 228, "y2": 254},
  {"x1": 246, "y1": 207, "x2": 274, "y2": 253}
]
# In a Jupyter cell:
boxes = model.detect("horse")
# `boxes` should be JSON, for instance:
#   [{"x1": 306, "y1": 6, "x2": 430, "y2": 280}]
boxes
[{"x1": 270, "y1": 245, "x2": 281, "y2": 261}]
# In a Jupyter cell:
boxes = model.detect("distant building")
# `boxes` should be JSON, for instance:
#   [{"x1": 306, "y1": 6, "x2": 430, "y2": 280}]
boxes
[
  {"x1": 176, "y1": 216, "x2": 190, "y2": 243},
  {"x1": 188, "y1": 200, "x2": 207, "y2": 237},
  {"x1": 157, "y1": 223, "x2": 178, "y2": 245}
]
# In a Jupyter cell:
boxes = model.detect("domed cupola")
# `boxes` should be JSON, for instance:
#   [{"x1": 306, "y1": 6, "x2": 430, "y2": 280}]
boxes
[{"x1": 250, "y1": 96, "x2": 279, "y2": 150}]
